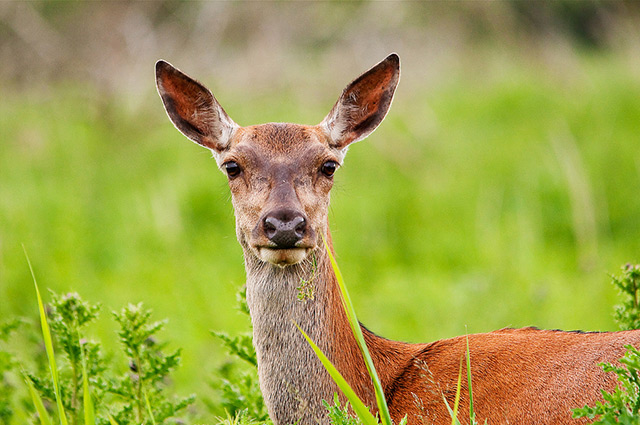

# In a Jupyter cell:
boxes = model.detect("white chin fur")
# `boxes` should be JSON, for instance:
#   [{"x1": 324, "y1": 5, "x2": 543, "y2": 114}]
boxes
[{"x1": 259, "y1": 248, "x2": 308, "y2": 267}]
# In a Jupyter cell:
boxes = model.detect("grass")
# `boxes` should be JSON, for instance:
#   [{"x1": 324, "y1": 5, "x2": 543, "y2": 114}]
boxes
[
  {"x1": 1, "y1": 52, "x2": 639, "y2": 409},
  {"x1": 26, "y1": 249, "x2": 69, "y2": 425}
]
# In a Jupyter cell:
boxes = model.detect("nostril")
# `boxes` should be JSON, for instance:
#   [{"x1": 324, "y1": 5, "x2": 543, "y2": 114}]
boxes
[
  {"x1": 264, "y1": 216, "x2": 279, "y2": 239},
  {"x1": 292, "y1": 216, "x2": 306, "y2": 238}
]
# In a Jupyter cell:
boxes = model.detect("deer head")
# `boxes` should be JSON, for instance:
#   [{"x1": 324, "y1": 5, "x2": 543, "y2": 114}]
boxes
[{"x1": 156, "y1": 54, "x2": 400, "y2": 267}]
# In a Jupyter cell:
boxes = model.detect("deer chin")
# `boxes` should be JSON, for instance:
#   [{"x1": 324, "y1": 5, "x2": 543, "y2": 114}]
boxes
[{"x1": 258, "y1": 247, "x2": 309, "y2": 267}]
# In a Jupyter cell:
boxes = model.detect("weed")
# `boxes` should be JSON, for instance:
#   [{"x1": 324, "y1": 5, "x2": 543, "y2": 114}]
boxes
[
  {"x1": 5, "y1": 252, "x2": 639, "y2": 424},
  {"x1": 613, "y1": 264, "x2": 640, "y2": 331},
  {"x1": 11, "y1": 284, "x2": 194, "y2": 425},
  {"x1": 110, "y1": 303, "x2": 195, "y2": 424}
]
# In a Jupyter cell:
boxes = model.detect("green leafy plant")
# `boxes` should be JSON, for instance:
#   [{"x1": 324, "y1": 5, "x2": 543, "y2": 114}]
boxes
[
  {"x1": 323, "y1": 238, "x2": 394, "y2": 425},
  {"x1": 613, "y1": 264, "x2": 640, "y2": 331},
  {"x1": 6, "y1": 257, "x2": 378, "y2": 425},
  {"x1": 110, "y1": 303, "x2": 195, "y2": 424},
  {"x1": 573, "y1": 263, "x2": 640, "y2": 424},
  {"x1": 297, "y1": 253, "x2": 317, "y2": 302},
  {"x1": 27, "y1": 250, "x2": 71, "y2": 425},
  {"x1": 17, "y1": 251, "x2": 195, "y2": 425},
  {"x1": 465, "y1": 335, "x2": 477, "y2": 425},
  {"x1": 439, "y1": 337, "x2": 483, "y2": 425}
]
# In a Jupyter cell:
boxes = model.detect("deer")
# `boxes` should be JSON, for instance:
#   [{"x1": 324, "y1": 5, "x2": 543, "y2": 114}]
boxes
[{"x1": 155, "y1": 53, "x2": 640, "y2": 425}]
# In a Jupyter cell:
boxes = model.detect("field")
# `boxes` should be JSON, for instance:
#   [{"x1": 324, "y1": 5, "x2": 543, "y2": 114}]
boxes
[{"x1": 1, "y1": 22, "x2": 640, "y2": 419}]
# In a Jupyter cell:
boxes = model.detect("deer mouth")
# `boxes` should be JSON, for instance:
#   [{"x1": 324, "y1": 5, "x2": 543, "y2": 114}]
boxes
[{"x1": 258, "y1": 247, "x2": 310, "y2": 267}]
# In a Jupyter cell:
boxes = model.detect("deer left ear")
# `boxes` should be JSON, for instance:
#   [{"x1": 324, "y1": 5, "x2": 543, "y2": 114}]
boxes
[
  {"x1": 321, "y1": 53, "x2": 400, "y2": 150},
  {"x1": 155, "y1": 60, "x2": 238, "y2": 155}
]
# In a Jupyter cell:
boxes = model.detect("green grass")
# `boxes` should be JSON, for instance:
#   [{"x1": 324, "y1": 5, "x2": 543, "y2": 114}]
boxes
[
  {"x1": 28, "y1": 249, "x2": 69, "y2": 425},
  {"x1": 1, "y1": 51, "x2": 639, "y2": 409}
]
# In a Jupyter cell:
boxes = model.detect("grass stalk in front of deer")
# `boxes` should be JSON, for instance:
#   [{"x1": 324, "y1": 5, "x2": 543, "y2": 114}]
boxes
[
  {"x1": 25, "y1": 247, "x2": 71, "y2": 425},
  {"x1": 322, "y1": 236, "x2": 395, "y2": 425}
]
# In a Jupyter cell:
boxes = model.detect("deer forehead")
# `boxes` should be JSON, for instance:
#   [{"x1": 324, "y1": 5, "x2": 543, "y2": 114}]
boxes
[{"x1": 223, "y1": 123, "x2": 342, "y2": 170}]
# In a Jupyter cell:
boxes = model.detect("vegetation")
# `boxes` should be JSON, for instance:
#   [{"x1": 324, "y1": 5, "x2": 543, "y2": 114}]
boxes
[
  {"x1": 613, "y1": 265, "x2": 640, "y2": 331},
  {"x1": 8, "y1": 267, "x2": 195, "y2": 424}
]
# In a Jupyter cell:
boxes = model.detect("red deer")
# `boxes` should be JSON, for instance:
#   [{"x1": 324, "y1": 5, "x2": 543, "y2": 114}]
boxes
[{"x1": 155, "y1": 54, "x2": 640, "y2": 425}]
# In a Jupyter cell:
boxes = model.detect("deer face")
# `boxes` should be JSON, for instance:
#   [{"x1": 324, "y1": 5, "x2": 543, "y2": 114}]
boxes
[
  {"x1": 217, "y1": 124, "x2": 340, "y2": 266},
  {"x1": 156, "y1": 54, "x2": 399, "y2": 266}
]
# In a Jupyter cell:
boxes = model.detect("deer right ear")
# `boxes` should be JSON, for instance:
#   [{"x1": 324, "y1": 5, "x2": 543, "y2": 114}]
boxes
[
  {"x1": 321, "y1": 53, "x2": 400, "y2": 150},
  {"x1": 155, "y1": 60, "x2": 238, "y2": 155}
]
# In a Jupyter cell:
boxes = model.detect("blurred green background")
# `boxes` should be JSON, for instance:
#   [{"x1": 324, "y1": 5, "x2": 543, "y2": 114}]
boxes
[{"x1": 1, "y1": 0, "x2": 640, "y2": 403}]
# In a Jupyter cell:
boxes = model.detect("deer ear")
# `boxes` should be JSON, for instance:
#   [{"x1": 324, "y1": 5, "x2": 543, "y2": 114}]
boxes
[
  {"x1": 155, "y1": 60, "x2": 238, "y2": 154},
  {"x1": 321, "y1": 53, "x2": 400, "y2": 150}
]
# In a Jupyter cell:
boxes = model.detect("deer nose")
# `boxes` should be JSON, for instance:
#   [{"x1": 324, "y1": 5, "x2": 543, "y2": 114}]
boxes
[{"x1": 263, "y1": 210, "x2": 307, "y2": 248}]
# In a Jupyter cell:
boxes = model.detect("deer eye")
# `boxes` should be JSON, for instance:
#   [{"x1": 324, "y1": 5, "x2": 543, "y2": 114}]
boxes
[
  {"x1": 224, "y1": 161, "x2": 242, "y2": 178},
  {"x1": 320, "y1": 161, "x2": 339, "y2": 177}
]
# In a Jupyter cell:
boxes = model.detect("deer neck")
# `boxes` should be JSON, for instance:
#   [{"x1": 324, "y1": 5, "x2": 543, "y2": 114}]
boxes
[{"x1": 243, "y1": 241, "x2": 378, "y2": 425}]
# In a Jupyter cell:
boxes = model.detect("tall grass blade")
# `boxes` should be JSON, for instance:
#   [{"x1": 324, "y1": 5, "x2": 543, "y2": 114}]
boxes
[
  {"x1": 295, "y1": 322, "x2": 378, "y2": 425},
  {"x1": 442, "y1": 398, "x2": 461, "y2": 425},
  {"x1": 441, "y1": 357, "x2": 464, "y2": 425},
  {"x1": 450, "y1": 358, "x2": 463, "y2": 425},
  {"x1": 24, "y1": 246, "x2": 69, "y2": 425},
  {"x1": 465, "y1": 335, "x2": 475, "y2": 423},
  {"x1": 322, "y1": 237, "x2": 393, "y2": 425},
  {"x1": 81, "y1": 344, "x2": 96, "y2": 425},
  {"x1": 25, "y1": 375, "x2": 54, "y2": 425},
  {"x1": 108, "y1": 416, "x2": 119, "y2": 425}
]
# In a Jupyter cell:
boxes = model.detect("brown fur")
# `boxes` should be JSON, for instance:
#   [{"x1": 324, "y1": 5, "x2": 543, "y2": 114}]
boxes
[{"x1": 156, "y1": 54, "x2": 640, "y2": 424}]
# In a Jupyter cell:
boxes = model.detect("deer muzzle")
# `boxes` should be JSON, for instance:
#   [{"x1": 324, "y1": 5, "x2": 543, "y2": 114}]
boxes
[{"x1": 255, "y1": 208, "x2": 313, "y2": 266}]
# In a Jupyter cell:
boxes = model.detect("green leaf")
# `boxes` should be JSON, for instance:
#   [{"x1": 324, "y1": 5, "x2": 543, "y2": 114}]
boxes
[
  {"x1": 465, "y1": 335, "x2": 475, "y2": 423},
  {"x1": 25, "y1": 375, "x2": 53, "y2": 425},
  {"x1": 295, "y1": 322, "x2": 378, "y2": 425},
  {"x1": 450, "y1": 358, "x2": 463, "y2": 425},
  {"x1": 24, "y1": 246, "x2": 69, "y2": 425}
]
